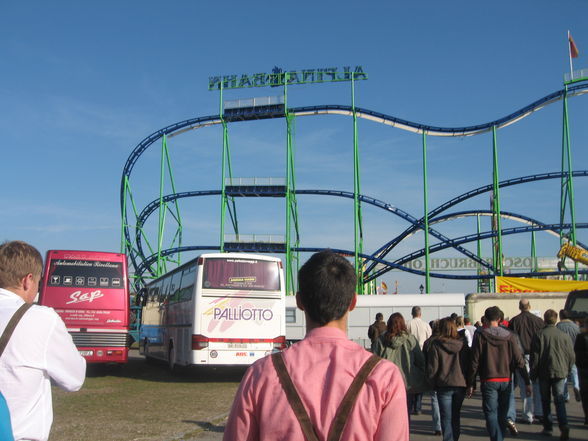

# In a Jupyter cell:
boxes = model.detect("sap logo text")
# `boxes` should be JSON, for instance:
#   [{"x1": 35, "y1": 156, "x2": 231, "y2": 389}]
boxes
[{"x1": 66, "y1": 290, "x2": 105, "y2": 305}]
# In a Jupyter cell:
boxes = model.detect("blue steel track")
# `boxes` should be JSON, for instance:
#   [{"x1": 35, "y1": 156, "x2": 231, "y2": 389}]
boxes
[{"x1": 121, "y1": 83, "x2": 588, "y2": 286}]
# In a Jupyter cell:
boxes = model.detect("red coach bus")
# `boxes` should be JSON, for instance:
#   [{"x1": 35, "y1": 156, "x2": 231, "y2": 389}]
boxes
[{"x1": 39, "y1": 250, "x2": 131, "y2": 364}]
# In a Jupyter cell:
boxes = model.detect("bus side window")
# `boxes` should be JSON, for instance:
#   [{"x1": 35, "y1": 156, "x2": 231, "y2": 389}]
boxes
[
  {"x1": 169, "y1": 271, "x2": 182, "y2": 303},
  {"x1": 179, "y1": 266, "x2": 196, "y2": 302},
  {"x1": 159, "y1": 276, "x2": 171, "y2": 303}
]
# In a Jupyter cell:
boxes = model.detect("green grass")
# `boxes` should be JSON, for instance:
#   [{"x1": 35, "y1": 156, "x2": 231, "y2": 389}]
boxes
[{"x1": 50, "y1": 352, "x2": 244, "y2": 441}]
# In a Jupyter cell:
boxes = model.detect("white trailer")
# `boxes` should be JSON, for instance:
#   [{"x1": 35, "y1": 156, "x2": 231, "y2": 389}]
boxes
[
  {"x1": 465, "y1": 292, "x2": 568, "y2": 324},
  {"x1": 286, "y1": 293, "x2": 465, "y2": 349}
]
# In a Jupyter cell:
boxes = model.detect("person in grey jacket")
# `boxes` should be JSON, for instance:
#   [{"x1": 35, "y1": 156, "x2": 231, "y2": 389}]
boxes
[
  {"x1": 557, "y1": 309, "x2": 580, "y2": 402},
  {"x1": 530, "y1": 309, "x2": 575, "y2": 440}
]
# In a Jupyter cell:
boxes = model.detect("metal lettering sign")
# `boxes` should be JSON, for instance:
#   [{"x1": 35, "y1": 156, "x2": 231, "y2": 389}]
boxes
[
  {"x1": 208, "y1": 66, "x2": 367, "y2": 90},
  {"x1": 401, "y1": 257, "x2": 587, "y2": 272}
]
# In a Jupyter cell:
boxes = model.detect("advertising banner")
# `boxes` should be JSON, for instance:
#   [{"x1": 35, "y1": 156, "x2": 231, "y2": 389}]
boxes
[{"x1": 496, "y1": 276, "x2": 588, "y2": 293}]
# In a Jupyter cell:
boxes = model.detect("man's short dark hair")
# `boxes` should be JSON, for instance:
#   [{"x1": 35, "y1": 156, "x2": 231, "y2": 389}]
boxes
[
  {"x1": 0, "y1": 241, "x2": 43, "y2": 289},
  {"x1": 559, "y1": 309, "x2": 569, "y2": 320},
  {"x1": 544, "y1": 309, "x2": 558, "y2": 325},
  {"x1": 411, "y1": 306, "x2": 421, "y2": 317},
  {"x1": 375, "y1": 312, "x2": 383, "y2": 321},
  {"x1": 297, "y1": 250, "x2": 356, "y2": 326},
  {"x1": 484, "y1": 306, "x2": 501, "y2": 322}
]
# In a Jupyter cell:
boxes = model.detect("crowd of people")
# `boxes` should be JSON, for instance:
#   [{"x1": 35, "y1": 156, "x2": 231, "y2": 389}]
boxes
[{"x1": 368, "y1": 301, "x2": 586, "y2": 441}]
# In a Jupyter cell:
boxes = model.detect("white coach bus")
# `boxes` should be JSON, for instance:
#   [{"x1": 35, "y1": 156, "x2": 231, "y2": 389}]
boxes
[
  {"x1": 139, "y1": 253, "x2": 286, "y2": 368},
  {"x1": 286, "y1": 293, "x2": 465, "y2": 348}
]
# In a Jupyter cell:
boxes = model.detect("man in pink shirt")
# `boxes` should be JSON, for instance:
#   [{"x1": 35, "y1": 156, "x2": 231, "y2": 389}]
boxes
[{"x1": 223, "y1": 250, "x2": 409, "y2": 441}]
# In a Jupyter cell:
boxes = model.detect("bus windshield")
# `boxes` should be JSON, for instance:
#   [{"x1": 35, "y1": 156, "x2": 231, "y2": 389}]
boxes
[{"x1": 202, "y1": 258, "x2": 280, "y2": 291}]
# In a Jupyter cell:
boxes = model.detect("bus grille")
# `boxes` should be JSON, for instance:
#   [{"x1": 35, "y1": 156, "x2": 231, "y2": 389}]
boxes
[{"x1": 70, "y1": 332, "x2": 130, "y2": 348}]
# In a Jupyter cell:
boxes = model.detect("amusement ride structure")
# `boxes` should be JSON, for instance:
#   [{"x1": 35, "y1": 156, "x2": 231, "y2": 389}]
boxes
[{"x1": 121, "y1": 66, "x2": 588, "y2": 294}]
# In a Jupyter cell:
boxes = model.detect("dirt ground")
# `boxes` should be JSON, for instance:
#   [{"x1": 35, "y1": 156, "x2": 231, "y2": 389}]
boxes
[{"x1": 50, "y1": 350, "x2": 245, "y2": 441}]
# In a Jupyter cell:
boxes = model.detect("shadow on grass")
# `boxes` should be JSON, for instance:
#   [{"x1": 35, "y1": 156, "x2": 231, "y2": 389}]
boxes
[
  {"x1": 86, "y1": 351, "x2": 248, "y2": 383},
  {"x1": 182, "y1": 420, "x2": 225, "y2": 433}
]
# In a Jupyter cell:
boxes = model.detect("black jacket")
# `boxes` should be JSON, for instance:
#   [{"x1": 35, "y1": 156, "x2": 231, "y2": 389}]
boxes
[
  {"x1": 508, "y1": 311, "x2": 545, "y2": 354},
  {"x1": 368, "y1": 320, "x2": 387, "y2": 343},
  {"x1": 469, "y1": 326, "x2": 529, "y2": 387},
  {"x1": 427, "y1": 337, "x2": 470, "y2": 388},
  {"x1": 575, "y1": 331, "x2": 588, "y2": 378}
]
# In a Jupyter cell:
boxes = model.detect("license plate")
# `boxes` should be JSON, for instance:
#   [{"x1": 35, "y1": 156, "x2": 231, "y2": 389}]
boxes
[
  {"x1": 79, "y1": 350, "x2": 94, "y2": 357},
  {"x1": 227, "y1": 343, "x2": 247, "y2": 349}
]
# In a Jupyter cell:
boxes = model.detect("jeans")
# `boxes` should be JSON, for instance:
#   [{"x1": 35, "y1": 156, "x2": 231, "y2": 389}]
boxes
[
  {"x1": 437, "y1": 387, "x2": 466, "y2": 441},
  {"x1": 539, "y1": 377, "x2": 568, "y2": 430},
  {"x1": 412, "y1": 392, "x2": 423, "y2": 412},
  {"x1": 563, "y1": 364, "x2": 579, "y2": 401},
  {"x1": 481, "y1": 381, "x2": 511, "y2": 441},
  {"x1": 431, "y1": 390, "x2": 442, "y2": 432}
]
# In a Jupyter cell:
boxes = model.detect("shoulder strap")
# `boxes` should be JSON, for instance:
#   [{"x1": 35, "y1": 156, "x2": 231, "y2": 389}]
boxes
[
  {"x1": 0, "y1": 303, "x2": 32, "y2": 358},
  {"x1": 326, "y1": 354, "x2": 381, "y2": 441},
  {"x1": 271, "y1": 352, "x2": 320, "y2": 441},
  {"x1": 271, "y1": 352, "x2": 381, "y2": 441}
]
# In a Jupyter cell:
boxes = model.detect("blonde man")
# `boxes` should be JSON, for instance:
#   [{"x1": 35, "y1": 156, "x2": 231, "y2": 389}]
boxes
[{"x1": 0, "y1": 241, "x2": 86, "y2": 441}]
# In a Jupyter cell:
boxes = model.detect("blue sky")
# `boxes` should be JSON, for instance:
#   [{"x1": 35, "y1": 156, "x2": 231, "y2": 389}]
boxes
[{"x1": 1, "y1": 0, "x2": 587, "y2": 293}]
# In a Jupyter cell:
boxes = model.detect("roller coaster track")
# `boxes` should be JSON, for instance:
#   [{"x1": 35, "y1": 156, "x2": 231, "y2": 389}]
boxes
[
  {"x1": 133, "y1": 244, "x2": 587, "y2": 290},
  {"x1": 122, "y1": 82, "x2": 588, "y2": 285},
  {"x1": 364, "y1": 170, "x2": 588, "y2": 276},
  {"x1": 133, "y1": 189, "x2": 493, "y2": 275}
]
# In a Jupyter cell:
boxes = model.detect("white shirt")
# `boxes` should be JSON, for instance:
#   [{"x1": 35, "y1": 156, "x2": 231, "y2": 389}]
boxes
[
  {"x1": 0, "y1": 288, "x2": 86, "y2": 441},
  {"x1": 407, "y1": 317, "x2": 432, "y2": 349}
]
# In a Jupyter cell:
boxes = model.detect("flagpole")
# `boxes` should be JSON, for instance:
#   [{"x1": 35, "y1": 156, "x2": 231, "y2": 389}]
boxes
[{"x1": 568, "y1": 30, "x2": 574, "y2": 80}]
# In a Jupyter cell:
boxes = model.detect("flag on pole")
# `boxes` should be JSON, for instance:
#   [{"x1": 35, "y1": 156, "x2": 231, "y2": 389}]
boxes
[{"x1": 569, "y1": 32, "x2": 579, "y2": 58}]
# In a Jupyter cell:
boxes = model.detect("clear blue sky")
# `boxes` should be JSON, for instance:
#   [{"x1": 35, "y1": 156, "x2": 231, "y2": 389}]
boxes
[{"x1": 1, "y1": 0, "x2": 587, "y2": 293}]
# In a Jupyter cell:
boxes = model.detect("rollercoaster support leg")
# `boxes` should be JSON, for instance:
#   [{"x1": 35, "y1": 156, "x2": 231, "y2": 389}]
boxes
[
  {"x1": 156, "y1": 135, "x2": 169, "y2": 277},
  {"x1": 531, "y1": 231, "x2": 537, "y2": 273},
  {"x1": 121, "y1": 175, "x2": 131, "y2": 254},
  {"x1": 491, "y1": 126, "x2": 504, "y2": 280},
  {"x1": 219, "y1": 83, "x2": 227, "y2": 252},
  {"x1": 284, "y1": 74, "x2": 298, "y2": 296},
  {"x1": 477, "y1": 214, "x2": 482, "y2": 292},
  {"x1": 560, "y1": 87, "x2": 578, "y2": 279},
  {"x1": 163, "y1": 134, "x2": 183, "y2": 266},
  {"x1": 352, "y1": 73, "x2": 364, "y2": 294},
  {"x1": 422, "y1": 131, "x2": 430, "y2": 293}
]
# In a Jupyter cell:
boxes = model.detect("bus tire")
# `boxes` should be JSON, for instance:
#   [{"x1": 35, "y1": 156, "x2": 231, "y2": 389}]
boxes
[
  {"x1": 168, "y1": 344, "x2": 175, "y2": 372},
  {"x1": 144, "y1": 339, "x2": 154, "y2": 363}
]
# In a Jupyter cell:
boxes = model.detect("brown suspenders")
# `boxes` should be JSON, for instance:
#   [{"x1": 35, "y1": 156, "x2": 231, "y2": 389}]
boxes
[
  {"x1": 271, "y1": 352, "x2": 381, "y2": 441},
  {"x1": 0, "y1": 303, "x2": 32, "y2": 358}
]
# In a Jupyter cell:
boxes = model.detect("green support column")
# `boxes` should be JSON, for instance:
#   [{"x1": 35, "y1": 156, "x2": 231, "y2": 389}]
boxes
[
  {"x1": 531, "y1": 231, "x2": 537, "y2": 273},
  {"x1": 476, "y1": 214, "x2": 482, "y2": 292},
  {"x1": 422, "y1": 131, "x2": 430, "y2": 293},
  {"x1": 284, "y1": 73, "x2": 296, "y2": 295},
  {"x1": 156, "y1": 135, "x2": 168, "y2": 276},
  {"x1": 219, "y1": 83, "x2": 227, "y2": 252},
  {"x1": 491, "y1": 126, "x2": 504, "y2": 278},
  {"x1": 352, "y1": 73, "x2": 364, "y2": 294},
  {"x1": 121, "y1": 176, "x2": 130, "y2": 254},
  {"x1": 560, "y1": 87, "x2": 579, "y2": 279}
]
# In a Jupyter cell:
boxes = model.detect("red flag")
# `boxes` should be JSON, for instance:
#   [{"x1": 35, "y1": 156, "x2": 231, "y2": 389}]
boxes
[{"x1": 569, "y1": 33, "x2": 579, "y2": 58}]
